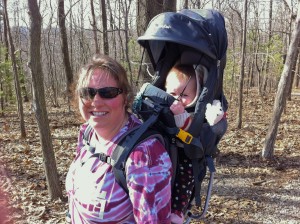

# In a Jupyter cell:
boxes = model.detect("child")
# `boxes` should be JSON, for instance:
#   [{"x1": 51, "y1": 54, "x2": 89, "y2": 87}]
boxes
[
  {"x1": 165, "y1": 64, "x2": 226, "y2": 224},
  {"x1": 165, "y1": 65, "x2": 198, "y2": 130}
]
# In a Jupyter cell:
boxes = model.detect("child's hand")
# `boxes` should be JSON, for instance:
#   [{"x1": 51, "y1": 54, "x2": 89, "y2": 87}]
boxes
[{"x1": 170, "y1": 100, "x2": 185, "y2": 115}]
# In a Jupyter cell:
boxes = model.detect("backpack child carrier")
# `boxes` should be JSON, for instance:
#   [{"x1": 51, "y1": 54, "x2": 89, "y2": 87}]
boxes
[
  {"x1": 83, "y1": 8, "x2": 228, "y2": 223},
  {"x1": 135, "y1": 8, "x2": 228, "y2": 221}
]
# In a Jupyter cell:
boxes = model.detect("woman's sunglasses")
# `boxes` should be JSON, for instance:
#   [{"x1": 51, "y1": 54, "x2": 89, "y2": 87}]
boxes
[{"x1": 79, "y1": 87, "x2": 123, "y2": 100}]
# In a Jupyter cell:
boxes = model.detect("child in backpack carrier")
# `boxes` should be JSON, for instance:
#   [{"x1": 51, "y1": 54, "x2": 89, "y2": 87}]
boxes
[{"x1": 165, "y1": 64, "x2": 227, "y2": 224}]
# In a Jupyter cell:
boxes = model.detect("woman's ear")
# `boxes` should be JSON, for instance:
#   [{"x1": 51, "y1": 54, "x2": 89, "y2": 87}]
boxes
[{"x1": 123, "y1": 93, "x2": 130, "y2": 109}]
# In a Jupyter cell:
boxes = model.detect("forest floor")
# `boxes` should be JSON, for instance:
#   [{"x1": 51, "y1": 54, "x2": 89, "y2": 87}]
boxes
[{"x1": 0, "y1": 90, "x2": 300, "y2": 224}]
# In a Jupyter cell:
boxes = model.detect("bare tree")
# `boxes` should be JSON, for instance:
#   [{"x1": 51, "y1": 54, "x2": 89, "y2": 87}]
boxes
[
  {"x1": 183, "y1": 0, "x2": 188, "y2": 8},
  {"x1": 100, "y1": 0, "x2": 109, "y2": 55},
  {"x1": 119, "y1": 0, "x2": 134, "y2": 83},
  {"x1": 3, "y1": 0, "x2": 26, "y2": 138},
  {"x1": 164, "y1": 0, "x2": 176, "y2": 11},
  {"x1": 136, "y1": 0, "x2": 164, "y2": 37},
  {"x1": 236, "y1": 0, "x2": 248, "y2": 129},
  {"x1": 226, "y1": 12, "x2": 238, "y2": 102},
  {"x1": 251, "y1": 2, "x2": 263, "y2": 96},
  {"x1": 261, "y1": 0, "x2": 273, "y2": 95},
  {"x1": 58, "y1": 0, "x2": 73, "y2": 97},
  {"x1": 0, "y1": 48, "x2": 3, "y2": 115},
  {"x1": 27, "y1": 0, "x2": 63, "y2": 199},
  {"x1": 262, "y1": 1, "x2": 300, "y2": 159},
  {"x1": 90, "y1": 0, "x2": 100, "y2": 54},
  {"x1": 43, "y1": 2, "x2": 60, "y2": 107},
  {"x1": 286, "y1": 9, "x2": 300, "y2": 100},
  {"x1": 295, "y1": 53, "x2": 300, "y2": 88},
  {"x1": 12, "y1": 3, "x2": 29, "y2": 103},
  {"x1": 68, "y1": 0, "x2": 74, "y2": 70},
  {"x1": 106, "y1": 1, "x2": 117, "y2": 58},
  {"x1": 197, "y1": 0, "x2": 214, "y2": 8},
  {"x1": 287, "y1": 36, "x2": 300, "y2": 100},
  {"x1": 136, "y1": 0, "x2": 164, "y2": 82},
  {"x1": 0, "y1": 8, "x2": 11, "y2": 114},
  {"x1": 68, "y1": 0, "x2": 90, "y2": 68}
]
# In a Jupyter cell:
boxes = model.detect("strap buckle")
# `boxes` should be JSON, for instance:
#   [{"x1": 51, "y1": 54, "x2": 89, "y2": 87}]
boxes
[
  {"x1": 176, "y1": 129, "x2": 193, "y2": 144},
  {"x1": 97, "y1": 152, "x2": 111, "y2": 164}
]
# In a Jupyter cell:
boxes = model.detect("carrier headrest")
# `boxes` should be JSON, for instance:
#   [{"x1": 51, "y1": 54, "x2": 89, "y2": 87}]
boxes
[
  {"x1": 186, "y1": 65, "x2": 208, "y2": 109},
  {"x1": 174, "y1": 51, "x2": 208, "y2": 109}
]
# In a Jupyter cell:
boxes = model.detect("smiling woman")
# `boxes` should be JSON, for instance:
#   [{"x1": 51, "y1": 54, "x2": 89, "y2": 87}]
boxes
[
  {"x1": 77, "y1": 63, "x2": 129, "y2": 140},
  {"x1": 65, "y1": 54, "x2": 172, "y2": 223}
]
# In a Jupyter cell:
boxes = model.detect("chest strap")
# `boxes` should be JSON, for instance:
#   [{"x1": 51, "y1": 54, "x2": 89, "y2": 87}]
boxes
[
  {"x1": 81, "y1": 146, "x2": 113, "y2": 166},
  {"x1": 90, "y1": 152, "x2": 112, "y2": 164}
]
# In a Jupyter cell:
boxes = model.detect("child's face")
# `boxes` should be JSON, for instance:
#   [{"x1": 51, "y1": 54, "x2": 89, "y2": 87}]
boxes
[{"x1": 165, "y1": 71, "x2": 197, "y2": 107}]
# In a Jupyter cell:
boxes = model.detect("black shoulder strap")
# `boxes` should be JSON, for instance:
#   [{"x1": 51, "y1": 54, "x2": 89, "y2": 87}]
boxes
[
  {"x1": 112, "y1": 128, "x2": 165, "y2": 193},
  {"x1": 110, "y1": 110, "x2": 165, "y2": 192},
  {"x1": 81, "y1": 125, "x2": 138, "y2": 165}
]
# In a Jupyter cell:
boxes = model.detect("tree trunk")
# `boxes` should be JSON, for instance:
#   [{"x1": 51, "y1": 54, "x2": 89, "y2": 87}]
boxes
[
  {"x1": 107, "y1": 1, "x2": 117, "y2": 58},
  {"x1": 136, "y1": 0, "x2": 164, "y2": 83},
  {"x1": 78, "y1": 1, "x2": 89, "y2": 64},
  {"x1": 255, "y1": 34, "x2": 262, "y2": 96},
  {"x1": 0, "y1": 82, "x2": 3, "y2": 116},
  {"x1": 58, "y1": 0, "x2": 73, "y2": 96},
  {"x1": 3, "y1": 0, "x2": 26, "y2": 138},
  {"x1": 120, "y1": 0, "x2": 133, "y2": 85},
  {"x1": 236, "y1": 0, "x2": 248, "y2": 129},
  {"x1": 90, "y1": 0, "x2": 100, "y2": 54},
  {"x1": 100, "y1": 0, "x2": 109, "y2": 55},
  {"x1": 296, "y1": 53, "x2": 300, "y2": 88},
  {"x1": 287, "y1": 36, "x2": 300, "y2": 100},
  {"x1": 183, "y1": 0, "x2": 188, "y2": 9},
  {"x1": 2, "y1": 3, "x2": 13, "y2": 105},
  {"x1": 44, "y1": 15, "x2": 60, "y2": 108},
  {"x1": 13, "y1": 4, "x2": 29, "y2": 103},
  {"x1": 137, "y1": 0, "x2": 164, "y2": 36},
  {"x1": 164, "y1": 0, "x2": 176, "y2": 12},
  {"x1": 27, "y1": 0, "x2": 63, "y2": 200},
  {"x1": 0, "y1": 15, "x2": 4, "y2": 115},
  {"x1": 228, "y1": 14, "x2": 237, "y2": 102},
  {"x1": 262, "y1": 3, "x2": 300, "y2": 159},
  {"x1": 69, "y1": 0, "x2": 74, "y2": 71},
  {"x1": 262, "y1": 0, "x2": 273, "y2": 94}
]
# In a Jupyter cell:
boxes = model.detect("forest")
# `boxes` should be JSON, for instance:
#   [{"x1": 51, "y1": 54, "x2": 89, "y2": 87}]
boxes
[{"x1": 0, "y1": 0, "x2": 299, "y2": 223}]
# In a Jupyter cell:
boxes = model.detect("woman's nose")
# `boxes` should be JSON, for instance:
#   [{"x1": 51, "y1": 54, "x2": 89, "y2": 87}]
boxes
[{"x1": 91, "y1": 93, "x2": 104, "y2": 105}]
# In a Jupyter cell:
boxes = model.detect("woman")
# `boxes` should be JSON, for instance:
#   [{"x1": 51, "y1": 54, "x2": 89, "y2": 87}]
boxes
[{"x1": 66, "y1": 54, "x2": 172, "y2": 223}]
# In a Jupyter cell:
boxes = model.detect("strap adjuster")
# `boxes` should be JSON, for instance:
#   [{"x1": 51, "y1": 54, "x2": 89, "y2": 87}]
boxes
[
  {"x1": 96, "y1": 152, "x2": 111, "y2": 164},
  {"x1": 176, "y1": 129, "x2": 193, "y2": 144}
]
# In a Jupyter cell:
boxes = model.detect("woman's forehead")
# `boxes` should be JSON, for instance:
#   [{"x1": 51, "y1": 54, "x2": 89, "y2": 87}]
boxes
[{"x1": 88, "y1": 69, "x2": 117, "y2": 86}]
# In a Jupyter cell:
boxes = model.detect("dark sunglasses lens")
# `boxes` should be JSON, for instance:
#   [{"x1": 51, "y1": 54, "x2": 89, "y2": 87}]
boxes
[
  {"x1": 87, "y1": 88, "x2": 98, "y2": 99},
  {"x1": 80, "y1": 88, "x2": 97, "y2": 100},
  {"x1": 99, "y1": 87, "x2": 121, "y2": 98},
  {"x1": 80, "y1": 87, "x2": 122, "y2": 100}
]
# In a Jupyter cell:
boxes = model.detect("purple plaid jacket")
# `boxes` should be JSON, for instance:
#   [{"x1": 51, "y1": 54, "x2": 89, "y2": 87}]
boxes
[{"x1": 66, "y1": 114, "x2": 172, "y2": 223}]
